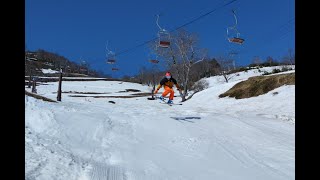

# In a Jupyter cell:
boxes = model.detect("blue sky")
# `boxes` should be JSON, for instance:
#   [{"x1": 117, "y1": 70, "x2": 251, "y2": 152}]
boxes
[{"x1": 25, "y1": 0, "x2": 295, "y2": 78}]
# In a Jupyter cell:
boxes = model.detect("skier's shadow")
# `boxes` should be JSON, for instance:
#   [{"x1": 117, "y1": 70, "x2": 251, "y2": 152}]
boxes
[{"x1": 170, "y1": 116, "x2": 201, "y2": 123}]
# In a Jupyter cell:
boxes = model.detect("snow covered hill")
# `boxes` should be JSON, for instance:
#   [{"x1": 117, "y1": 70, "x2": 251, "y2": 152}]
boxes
[{"x1": 25, "y1": 66, "x2": 295, "y2": 180}]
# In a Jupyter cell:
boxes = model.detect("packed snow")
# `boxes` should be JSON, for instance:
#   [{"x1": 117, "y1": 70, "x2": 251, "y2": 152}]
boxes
[
  {"x1": 41, "y1": 69, "x2": 59, "y2": 74},
  {"x1": 25, "y1": 66, "x2": 295, "y2": 180}
]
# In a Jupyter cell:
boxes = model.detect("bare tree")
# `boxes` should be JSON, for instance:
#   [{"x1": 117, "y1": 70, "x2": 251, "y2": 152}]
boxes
[
  {"x1": 287, "y1": 48, "x2": 295, "y2": 67},
  {"x1": 189, "y1": 58, "x2": 211, "y2": 80},
  {"x1": 266, "y1": 56, "x2": 275, "y2": 66},
  {"x1": 252, "y1": 56, "x2": 262, "y2": 67},
  {"x1": 151, "y1": 29, "x2": 207, "y2": 101},
  {"x1": 25, "y1": 50, "x2": 39, "y2": 86},
  {"x1": 137, "y1": 66, "x2": 147, "y2": 84},
  {"x1": 136, "y1": 66, "x2": 160, "y2": 86},
  {"x1": 216, "y1": 56, "x2": 236, "y2": 83}
]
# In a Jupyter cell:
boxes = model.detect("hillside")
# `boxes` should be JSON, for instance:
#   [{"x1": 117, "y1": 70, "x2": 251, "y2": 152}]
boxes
[
  {"x1": 25, "y1": 49, "x2": 107, "y2": 78},
  {"x1": 219, "y1": 72, "x2": 295, "y2": 99},
  {"x1": 25, "y1": 65, "x2": 295, "y2": 180}
]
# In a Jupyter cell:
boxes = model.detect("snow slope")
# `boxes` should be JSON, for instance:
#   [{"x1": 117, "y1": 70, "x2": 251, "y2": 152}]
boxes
[{"x1": 25, "y1": 66, "x2": 295, "y2": 180}]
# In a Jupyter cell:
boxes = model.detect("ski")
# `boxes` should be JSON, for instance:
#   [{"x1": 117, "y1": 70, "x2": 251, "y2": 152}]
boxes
[
  {"x1": 155, "y1": 95, "x2": 182, "y2": 106},
  {"x1": 158, "y1": 99, "x2": 182, "y2": 106},
  {"x1": 159, "y1": 101, "x2": 182, "y2": 106}
]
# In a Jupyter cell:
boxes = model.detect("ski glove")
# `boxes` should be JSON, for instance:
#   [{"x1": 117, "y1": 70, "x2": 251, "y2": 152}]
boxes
[{"x1": 154, "y1": 89, "x2": 159, "y2": 94}]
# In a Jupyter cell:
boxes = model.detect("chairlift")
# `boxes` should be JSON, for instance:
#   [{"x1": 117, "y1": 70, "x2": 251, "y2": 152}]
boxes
[
  {"x1": 228, "y1": 37, "x2": 244, "y2": 44},
  {"x1": 149, "y1": 59, "x2": 159, "y2": 64},
  {"x1": 111, "y1": 68, "x2": 119, "y2": 71},
  {"x1": 158, "y1": 30, "x2": 170, "y2": 48},
  {"x1": 227, "y1": 10, "x2": 245, "y2": 45},
  {"x1": 156, "y1": 15, "x2": 171, "y2": 48},
  {"x1": 148, "y1": 50, "x2": 160, "y2": 64},
  {"x1": 106, "y1": 59, "x2": 116, "y2": 64},
  {"x1": 106, "y1": 42, "x2": 117, "y2": 64}
]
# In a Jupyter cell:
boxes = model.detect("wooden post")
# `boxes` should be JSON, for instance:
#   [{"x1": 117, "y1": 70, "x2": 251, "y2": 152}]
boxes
[
  {"x1": 57, "y1": 69, "x2": 62, "y2": 101},
  {"x1": 28, "y1": 70, "x2": 32, "y2": 88},
  {"x1": 152, "y1": 74, "x2": 155, "y2": 99},
  {"x1": 31, "y1": 77, "x2": 37, "y2": 93}
]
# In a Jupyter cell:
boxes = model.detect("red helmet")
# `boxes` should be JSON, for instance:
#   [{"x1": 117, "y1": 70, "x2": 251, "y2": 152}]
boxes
[{"x1": 165, "y1": 72, "x2": 171, "y2": 79}]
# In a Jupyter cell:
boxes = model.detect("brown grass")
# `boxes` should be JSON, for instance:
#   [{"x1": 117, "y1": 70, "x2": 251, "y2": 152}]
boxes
[{"x1": 219, "y1": 73, "x2": 295, "y2": 99}]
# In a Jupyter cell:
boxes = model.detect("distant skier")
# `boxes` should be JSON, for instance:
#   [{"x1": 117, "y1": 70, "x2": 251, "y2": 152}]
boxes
[{"x1": 154, "y1": 72, "x2": 182, "y2": 104}]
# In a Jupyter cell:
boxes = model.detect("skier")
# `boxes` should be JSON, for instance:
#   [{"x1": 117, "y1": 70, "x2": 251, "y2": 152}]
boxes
[{"x1": 154, "y1": 72, "x2": 182, "y2": 104}]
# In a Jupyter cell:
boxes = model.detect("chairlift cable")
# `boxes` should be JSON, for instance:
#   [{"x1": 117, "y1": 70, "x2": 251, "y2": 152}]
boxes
[
  {"x1": 115, "y1": 0, "x2": 238, "y2": 57},
  {"x1": 174, "y1": 0, "x2": 238, "y2": 31}
]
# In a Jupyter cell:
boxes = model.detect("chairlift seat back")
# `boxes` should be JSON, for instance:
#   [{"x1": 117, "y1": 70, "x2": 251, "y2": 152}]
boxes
[
  {"x1": 159, "y1": 41, "x2": 170, "y2": 48},
  {"x1": 229, "y1": 37, "x2": 244, "y2": 44}
]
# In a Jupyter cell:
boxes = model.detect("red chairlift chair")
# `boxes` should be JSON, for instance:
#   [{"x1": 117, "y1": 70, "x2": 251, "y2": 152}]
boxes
[
  {"x1": 228, "y1": 37, "x2": 245, "y2": 44},
  {"x1": 149, "y1": 59, "x2": 159, "y2": 64}
]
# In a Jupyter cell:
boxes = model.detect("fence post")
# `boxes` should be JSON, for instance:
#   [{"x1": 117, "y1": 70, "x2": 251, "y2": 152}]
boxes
[
  {"x1": 28, "y1": 70, "x2": 32, "y2": 88},
  {"x1": 31, "y1": 77, "x2": 37, "y2": 93},
  {"x1": 57, "y1": 68, "x2": 63, "y2": 101}
]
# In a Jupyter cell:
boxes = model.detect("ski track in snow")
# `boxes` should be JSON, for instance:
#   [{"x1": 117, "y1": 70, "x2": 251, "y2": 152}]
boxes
[{"x1": 85, "y1": 162, "x2": 127, "y2": 180}]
